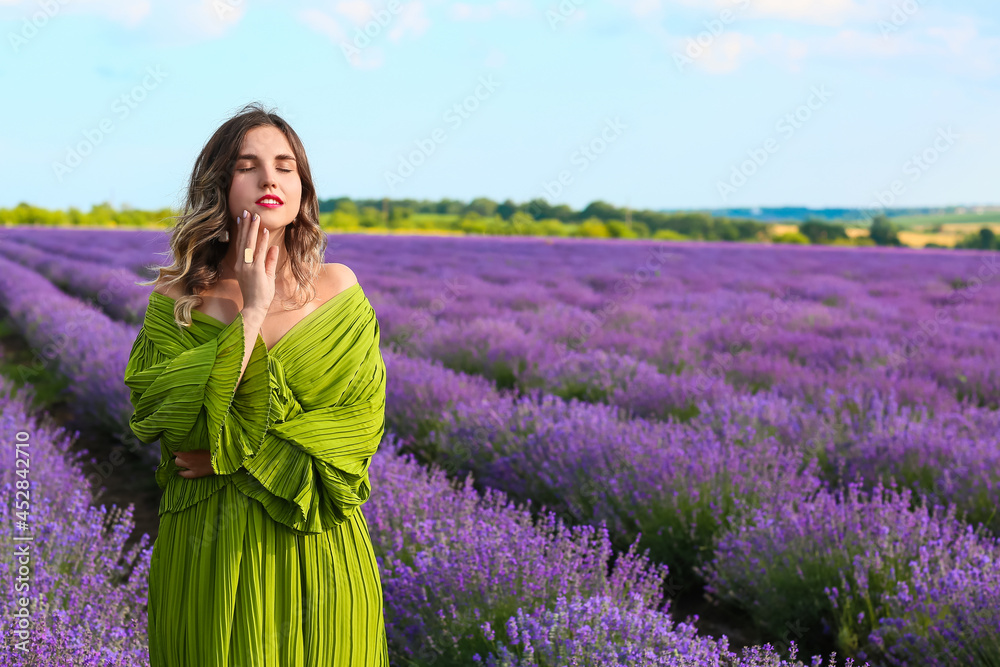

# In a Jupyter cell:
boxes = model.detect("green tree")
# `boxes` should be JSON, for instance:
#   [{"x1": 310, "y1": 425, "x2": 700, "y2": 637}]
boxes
[
  {"x1": 435, "y1": 199, "x2": 465, "y2": 215},
  {"x1": 326, "y1": 209, "x2": 359, "y2": 231},
  {"x1": 579, "y1": 200, "x2": 620, "y2": 221},
  {"x1": 550, "y1": 204, "x2": 574, "y2": 221},
  {"x1": 869, "y1": 214, "x2": 902, "y2": 246},
  {"x1": 459, "y1": 211, "x2": 487, "y2": 235},
  {"x1": 496, "y1": 199, "x2": 517, "y2": 220},
  {"x1": 956, "y1": 226, "x2": 998, "y2": 250},
  {"x1": 509, "y1": 211, "x2": 537, "y2": 235},
  {"x1": 773, "y1": 231, "x2": 810, "y2": 244},
  {"x1": 389, "y1": 206, "x2": 413, "y2": 224},
  {"x1": 522, "y1": 198, "x2": 552, "y2": 220},
  {"x1": 358, "y1": 206, "x2": 382, "y2": 228},
  {"x1": 606, "y1": 220, "x2": 637, "y2": 238},
  {"x1": 465, "y1": 197, "x2": 498, "y2": 217},
  {"x1": 799, "y1": 218, "x2": 849, "y2": 244},
  {"x1": 334, "y1": 199, "x2": 359, "y2": 217},
  {"x1": 575, "y1": 218, "x2": 610, "y2": 238},
  {"x1": 653, "y1": 229, "x2": 689, "y2": 241}
]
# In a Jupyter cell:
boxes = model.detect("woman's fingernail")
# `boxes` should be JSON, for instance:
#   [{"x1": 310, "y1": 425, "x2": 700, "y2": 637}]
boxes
[{"x1": 243, "y1": 209, "x2": 249, "y2": 219}]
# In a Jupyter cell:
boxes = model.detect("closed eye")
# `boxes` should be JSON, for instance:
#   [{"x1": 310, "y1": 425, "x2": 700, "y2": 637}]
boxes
[{"x1": 238, "y1": 167, "x2": 293, "y2": 173}]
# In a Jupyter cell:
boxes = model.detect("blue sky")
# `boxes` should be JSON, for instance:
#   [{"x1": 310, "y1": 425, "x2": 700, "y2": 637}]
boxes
[{"x1": 2, "y1": 0, "x2": 998, "y2": 213}]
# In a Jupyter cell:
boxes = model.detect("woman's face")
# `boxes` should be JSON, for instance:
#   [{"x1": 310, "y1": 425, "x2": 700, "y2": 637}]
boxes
[{"x1": 228, "y1": 125, "x2": 302, "y2": 232}]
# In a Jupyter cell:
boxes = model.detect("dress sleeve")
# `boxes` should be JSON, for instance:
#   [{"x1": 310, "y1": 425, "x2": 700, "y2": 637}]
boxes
[
  {"x1": 230, "y1": 311, "x2": 388, "y2": 534},
  {"x1": 237, "y1": 387, "x2": 386, "y2": 533},
  {"x1": 123, "y1": 310, "x2": 271, "y2": 477},
  {"x1": 125, "y1": 290, "x2": 386, "y2": 535}
]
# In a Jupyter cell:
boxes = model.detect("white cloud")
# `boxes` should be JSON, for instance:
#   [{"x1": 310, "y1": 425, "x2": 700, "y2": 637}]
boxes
[
  {"x1": 315, "y1": 0, "x2": 429, "y2": 42},
  {"x1": 776, "y1": 15, "x2": 1000, "y2": 76},
  {"x1": 299, "y1": 2, "x2": 427, "y2": 69},
  {"x1": 611, "y1": 0, "x2": 664, "y2": 19},
  {"x1": 299, "y1": 7, "x2": 349, "y2": 43},
  {"x1": 923, "y1": 14, "x2": 1000, "y2": 77},
  {"x1": 743, "y1": 0, "x2": 862, "y2": 27},
  {"x1": 387, "y1": 1, "x2": 430, "y2": 42},
  {"x1": 0, "y1": 0, "x2": 152, "y2": 27},
  {"x1": 182, "y1": 0, "x2": 246, "y2": 36},
  {"x1": 619, "y1": 0, "x2": 938, "y2": 27},
  {"x1": 684, "y1": 17, "x2": 1000, "y2": 77},
  {"x1": 703, "y1": 32, "x2": 757, "y2": 73},
  {"x1": 333, "y1": 0, "x2": 367, "y2": 24},
  {"x1": 812, "y1": 28, "x2": 920, "y2": 58},
  {"x1": 0, "y1": 0, "x2": 259, "y2": 42},
  {"x1": 104, "y1": 0, "x2": 153, "y2": 27},
  {"x1": 627, "y1": 0, "x2": 863, "y2": 26},
  {"x1": 673, "y1": 31, "x2": 759, "y2": 74},
  {"x1": 629, "y1": 0, "x2": 664, "y2": 18},
  {"x1": 641, "y1": 0, "x2": 999, "y2": 78},
  {"x1": 449, "y1": 1, "x2": 533, "y2": 22}
]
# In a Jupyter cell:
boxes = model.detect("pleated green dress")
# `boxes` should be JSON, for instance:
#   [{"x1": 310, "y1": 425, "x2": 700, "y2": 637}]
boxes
[{"x1": 123, "y1": 282, "x2": 389, "y2": 666}]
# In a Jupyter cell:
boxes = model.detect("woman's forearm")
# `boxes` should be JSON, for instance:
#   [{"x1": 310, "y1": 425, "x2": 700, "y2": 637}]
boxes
[{"x1": 238, "y1": 306, "x2": 268, "y2": 386}]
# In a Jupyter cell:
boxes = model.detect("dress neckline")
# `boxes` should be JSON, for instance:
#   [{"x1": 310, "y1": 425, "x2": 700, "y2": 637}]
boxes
[{"x1": 150, "y1": 282, "x2": 362, "y2": 353}]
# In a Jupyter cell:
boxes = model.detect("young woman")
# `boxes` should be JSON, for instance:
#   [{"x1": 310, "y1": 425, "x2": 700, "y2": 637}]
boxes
[{"x1": 123, "y1": 102, "x2": 389, "y2": 666}]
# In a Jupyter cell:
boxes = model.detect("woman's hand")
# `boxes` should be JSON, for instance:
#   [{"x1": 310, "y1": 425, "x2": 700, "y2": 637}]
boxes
[
  {"x1": 234, "y1": 210, "x2": 279, "y2": 314},
  {"x1": 174, "y1": 450, "x2": 216, "y2": 479}
]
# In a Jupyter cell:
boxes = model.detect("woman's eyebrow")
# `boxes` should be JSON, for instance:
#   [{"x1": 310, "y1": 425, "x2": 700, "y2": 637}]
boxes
[{"x1": 236, "y1": 153, "x2": 297, "y2": 161}]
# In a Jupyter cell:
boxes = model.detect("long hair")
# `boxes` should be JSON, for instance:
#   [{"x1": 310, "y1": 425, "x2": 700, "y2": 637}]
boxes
[{"x1": 141, "y1": 101, "x2": 326, "y2": 328}]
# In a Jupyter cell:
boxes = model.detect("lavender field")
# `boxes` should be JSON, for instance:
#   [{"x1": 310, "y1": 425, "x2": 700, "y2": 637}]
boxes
[{"x1": 2, "y1": 227, "x2": 1000, "y2": 666}]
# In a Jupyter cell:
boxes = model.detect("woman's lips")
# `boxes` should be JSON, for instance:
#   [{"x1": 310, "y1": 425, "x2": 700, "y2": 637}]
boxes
[{"x1": 256, "y1": 200, "x2": 283, "y2": 209}]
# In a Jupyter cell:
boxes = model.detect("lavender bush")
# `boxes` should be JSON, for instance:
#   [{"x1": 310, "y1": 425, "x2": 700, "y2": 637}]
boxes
[
  {"x1": 0, "y1": 378, "x2": 152, "y2": 666},
  {"x1": 702, "y1": 481, "x2": 998, "y2": 663},
  {"x1": 872, "y1": 537, "x2": 1000, "y2": 666},
  {"x1": 7, "y1": 227, "x2": 1000, "y2": 662},
  {"x1": 367, "y1": 436, "x2": 847, "y2": 666}
]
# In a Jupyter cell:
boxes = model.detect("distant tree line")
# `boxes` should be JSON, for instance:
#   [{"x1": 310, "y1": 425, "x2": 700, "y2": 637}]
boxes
[
  {"x1": 2, "y1": 200, "x2": 995, "y2": 251},
  {"x1": 320, "y1": 196, "x2": 770, "y2": 241},
  {"x1": 0, "y1": 202, "x2": 176, "y2": 228}
]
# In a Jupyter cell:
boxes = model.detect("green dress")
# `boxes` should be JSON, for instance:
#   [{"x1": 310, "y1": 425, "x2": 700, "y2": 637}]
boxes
[{"x1": 123, "y1": 282, "x2": 389, "y2": 666}]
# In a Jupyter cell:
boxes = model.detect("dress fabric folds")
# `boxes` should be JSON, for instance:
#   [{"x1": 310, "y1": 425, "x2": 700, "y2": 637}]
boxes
[{"x1": 123, "y1": 282, "x2": 389, "y2": 666}]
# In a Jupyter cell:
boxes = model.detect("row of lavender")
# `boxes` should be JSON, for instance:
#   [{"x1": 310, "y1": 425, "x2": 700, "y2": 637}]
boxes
[
  {"x1": 6, "y1": 229, "x2": 1000, "y2": 540},
  {"x1": 0, "y1": 231, "x2": 1000, "y2": 540},
  {"x1": 7, "y1": 229, "x2": 1000, "y2": 417},
  {"x1": 0, "y1": 378, "x2": 151, "y2": 666},
  {"x1": 3, "y1": 230, "x2": 1000, "y2": 662},
  {"x1": 0, "y1": 257, "x2": 822, "y2": 665}
]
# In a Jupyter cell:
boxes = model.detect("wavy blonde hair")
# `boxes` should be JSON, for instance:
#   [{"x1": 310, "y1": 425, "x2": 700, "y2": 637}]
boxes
[{"x1": 141, "y1": 102, "x2": 326, "y2": 328}]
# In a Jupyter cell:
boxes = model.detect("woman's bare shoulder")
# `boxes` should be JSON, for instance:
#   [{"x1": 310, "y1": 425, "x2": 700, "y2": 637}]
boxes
[
  {"x1": 323, "y1": 262, "x2": 359, "y2": 295},
  {"x1": 151, "y1": 275, "x2": 186, "y2": 300}
]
